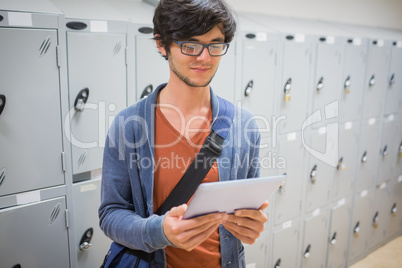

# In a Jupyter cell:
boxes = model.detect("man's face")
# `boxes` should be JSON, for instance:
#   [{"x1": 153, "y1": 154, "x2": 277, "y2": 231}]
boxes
[{"x1": 164, "y1": 25, "x2": 225, "y2": 88}]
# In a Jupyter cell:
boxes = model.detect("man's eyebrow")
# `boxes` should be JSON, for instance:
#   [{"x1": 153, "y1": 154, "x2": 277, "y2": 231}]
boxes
[{"x1": 188, "y1": 37, "x2": 225, "y2": 42}]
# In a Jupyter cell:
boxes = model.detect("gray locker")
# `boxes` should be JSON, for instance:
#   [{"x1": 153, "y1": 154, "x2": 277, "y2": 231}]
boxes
[
  {"x1": 348, "y1": 189, "x2": 374, "y2": 266},
  {"x1": 385, "y1": 43, "x2": 402, "y2": 115},
  {"x1": 65, "y1": 21, "x2": 127, "y2": 177},
  {"x1": 245, "y1": 235, "x2": 267, "y2": 268},
  {"x1": 326, "y1": 198, "x2": 352, "y2": 268},
  {"x1": 0, "y1": 18, "x2": 65, "y2": 197},
  {"x1": 377, "y1": 114, "x2": 400, "y2": 184},
  {"x1": 388, "y1": 179, "x2": 402, "y2": 239},
  {"x1": 301, "y1": 209, "x2": 329, "y2": 268},
  {"x1": 270, "y1": 219, "x2": 300, "y2": 268},
  {"x1": 0, "y1": 196, "x2": 70, "y2": 268},
  {"x1": 277, "y1": 35, "x2": 312, "y2": 134},
  {"x1": 355, "y1": 118, "x2": 381, "y2": 192},
  {"x1": 338, "y1": 38, "x2": 368, "y2": 123},
  {"x1": 331, "y1": 122, "x2": 359, "y2": 202},
  {"x1": 273, "y1": 134, "x2": 305, "y2": 225},
  {"x1": 73, "y1": 179, "x2": 112, "y2": 268}
]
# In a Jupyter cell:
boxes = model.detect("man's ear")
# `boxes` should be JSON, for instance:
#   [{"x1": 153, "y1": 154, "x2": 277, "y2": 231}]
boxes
[{"x1": 154, "y1": 34, "x2": 167, "y2": 57}]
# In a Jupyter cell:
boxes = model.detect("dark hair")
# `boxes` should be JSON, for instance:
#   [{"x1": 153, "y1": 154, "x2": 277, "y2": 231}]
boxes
[{"x1": 153, "y1": 0, "x2": 237, "y2": 59}]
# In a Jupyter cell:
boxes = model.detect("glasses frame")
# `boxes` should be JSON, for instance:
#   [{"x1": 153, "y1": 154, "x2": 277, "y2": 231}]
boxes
[{"x1": 172, "y1": 40, "x2": 230, "y2": 57}]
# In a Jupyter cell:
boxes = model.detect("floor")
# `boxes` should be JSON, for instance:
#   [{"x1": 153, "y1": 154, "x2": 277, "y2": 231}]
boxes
[{"x1": 349, "y1": 236, "x2": 402, "y2": 268}]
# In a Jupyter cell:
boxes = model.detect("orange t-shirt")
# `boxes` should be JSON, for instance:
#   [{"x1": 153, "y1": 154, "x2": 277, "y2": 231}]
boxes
[{"x1": 153, "y1": 105, "x2": 221, "y2": 268}]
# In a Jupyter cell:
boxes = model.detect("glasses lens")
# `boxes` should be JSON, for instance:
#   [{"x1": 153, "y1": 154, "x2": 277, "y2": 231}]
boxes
[
  {"x1": 181, "y1": 43, "x2": 203, "y2": 55},
  {"x1": 209, "y1": 44, "x2": 228, "y2": 56}
]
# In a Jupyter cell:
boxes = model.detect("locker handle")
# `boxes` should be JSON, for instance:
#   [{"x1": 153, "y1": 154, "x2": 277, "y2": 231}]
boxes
[
  {"x1": 244, "y1": 80, "x2": 254, "y2": 97},
  {"x1": 74, "y1": 88, "x2": 89, "y2": 112},
  {"x1": 12, "y1": 265, "x2": 21, "y2": 268},
  {"x1": 354, "y1": 221, "x2": 360, "y2": 235},
  {"x1": 382, "y1": 145, "x2": 388, "y2": 157},
  {"x1": 303, "y1": 244, "x2": 311, "y2": 258},
  {"x1": 0, "y1": 94, "x2": 5, "y2": 116},
  {"x1": 369, "y1": 75, "x2": 375, "y2": 87},
  {"x1": 389, "y1": 73, "x2": 395, "y2": 86},
  {"x1": 284, "y1": 78, "x2": 292, "y2": 101},
  {"x1": 316, "y1": 77, "x2": 324, "y2": 91},
  {"x1": 79, "y1": 227, "x2": 94, "y2": 251},
  {"x1": 330, "y1": 232, "x2": 337, "y2": 245},
  {"x1": 0, "y1": 15, "x2": 3, "y2": 22},
  {"x1": 337, "y1": 157, "x2": 346, "y2": 170},
  {"x1": 373, "y1": 211, "x2": 379, "y2": 229},
  {"x1": 399, "y1": 142, "x2": 402, "y2": 158},
  {"x1": 310, "y1": 165, "x2": 317, "y2": 184},
  {"x1": 274, "y1": 258, "x2": 281, "y2": 268},
  {"x1": 66, "y1": 21, "x2": 87, "y2": 30},
  {"x1": 344, "y1": 76, "x2": 351, "y2": 94},
  {"x1": 279, "y1": 174, "x2": 287, "y2": 195},
  {"x1": 140, "y1": 84, "x2": 153, "y2": 99},
  {"x1": 361, "y1": 151, "x2": 368, "y2": 163},
  {"x1": 138, "y1": 27, "x2": 153, "y2": 34},
  {"x1": 391, "y1": 203, "x2": 397, "y2": 215}
]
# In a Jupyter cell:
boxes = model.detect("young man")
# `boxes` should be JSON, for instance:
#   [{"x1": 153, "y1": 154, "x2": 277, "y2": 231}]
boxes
[{"x1": 99, "y1": 0, "x2": 267, "y2": 267}]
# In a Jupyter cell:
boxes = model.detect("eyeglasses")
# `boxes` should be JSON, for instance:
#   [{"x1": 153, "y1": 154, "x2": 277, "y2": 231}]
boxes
[{"x1": 172, "y1": 41, "x2": 230, "y2": 57}]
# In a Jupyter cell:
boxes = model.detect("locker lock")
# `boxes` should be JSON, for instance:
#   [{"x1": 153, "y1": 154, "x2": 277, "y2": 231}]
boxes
[
  {"x1": 330, "y1": 232, "x2": 337, "y2": 245},
  {"x1": 79, "y1": 227, "x2": 94, "y2": 251},
  {"x1": 303, "y1": 244, "x2": 311, "y2": 258},
  {"x1": 372, "y1": 211, "x2": 379, "y2": 229},
  {"x1": 399, "y1": 142, "x2": 402, "y2": 158},
  {"x1": 140, "y1": 84, "x2": 153, "y2": 99},
  {"x1": 344, "y1": 76, "x2": 351, "y2": 94},
  {"x1": 310, "y1": 165, "x2": 318, "y2": 184},
  {"x1": 391, "y1": 203, "x2": 397, "y2": 215},
  {"x1": 369, "y1": 75, "x2": 376, "y2": 87},
  {"x1": 244, "y1": 80, "x2": 254, "y2": 97},
  {"x1": 361, "y1": 151, "x2": 368, "y2": 163},
  {"x1": 274, "y1": 258, "x2": 281, "y2": 268},
  {"x1": 353, "y1": 221, "x2": 360, "y2": 237},
  {"x1": 74, "y1": 88, "x2": 89, "y2": 112},
  {"x1": 279, "y1": 176, "x2": 287, "y2": 195},
  {"x1": 0, "y1": 94, "x2": 5, "y2": 116},
  {"x1": 337, "y1": 157, "x2": 346, "y2": 170},
  {"x1": 316, "y1": 77, "x2": 324, "y2": 91},
  {"x1": 381, "y1": 145, "x2": 388, "y2": 157},
  {"x1": 284, "y1": 78, "x2": 292, "y2": 102},
  {"x1": 389, "y1": 73, "x2": 395, "y2": 86}
]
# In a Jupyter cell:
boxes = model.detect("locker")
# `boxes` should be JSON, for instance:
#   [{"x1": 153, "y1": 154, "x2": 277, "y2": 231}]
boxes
[
  {"x1": 384, "y1": 43, "x2": 402, "y2": 115},
  {"x1": 66, "y1": 23, "x2": 127, "y2": 177},
  {"x1": 355, "y1": 118, "x2": 381, "y2": 192},
  {"x1": 270, "y1": 219, "x2": 300, "y2": 268},
  {"x1": 73, "y1": 179, "x2": 112, "y2": 268},
  {"x1": 245, "y1": 235, "x2": 267, "y2": 268},
  {"x1": 331, "y1": 122, "x2": 359, "y2": 202},
  {"x1": 326, "y1": 198, "x2": 352, "y2": 268},
  {"x1": 277, "y1": 35, "x2": 312, "y2": 134},
  {"x1": 348, "y1": 189, "x2": 374, "y2": 265},
  {"x1": 388, "y1": 179, "x2": 402, "y2": 239},
  {"x1": 338, "y1": 38, "x2": 367, "y2": 123},
  {"x1": 0, "y1": 196, "x2": 70, "y2": 268},
  {"x1": 0, "y1": 26, "x2": 64, "y2": 197},
  {"x1": 273, "y1": 134, "x2": 305, "y2": 225},
  {"x1": 377, "y1": 114, "x2": 400, "y2": 184},
  {"x1": 301, "y1": 209, "x2": 329, "y2": 268}
]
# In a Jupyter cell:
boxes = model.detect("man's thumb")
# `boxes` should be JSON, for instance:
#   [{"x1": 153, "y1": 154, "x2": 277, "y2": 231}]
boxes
[{"x1": 168, "y1": 204, "x2": 187, "y2": 218}]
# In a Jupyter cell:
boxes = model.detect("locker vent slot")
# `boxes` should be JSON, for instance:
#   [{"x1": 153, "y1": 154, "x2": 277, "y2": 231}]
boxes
[
  {"x1": 0, "y1": 168, "x2": 6, "y2": 188},
  {"x1": 49, "y1": 202, "x2": 62, "y2": 225},
  {"x1": 39, "y1": 36, "x2": 52, "y2": 58},
  {"x1": 114, "y1": 41, "x2": 122, "y2": 56},
  {"x1": 78, "y1": 151, "x2": 87, "y2": 167}
]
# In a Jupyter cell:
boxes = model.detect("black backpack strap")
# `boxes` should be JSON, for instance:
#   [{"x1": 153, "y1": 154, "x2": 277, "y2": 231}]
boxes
[{"x1": 156, "y1": 97, "x2": 234, "y2": 215}]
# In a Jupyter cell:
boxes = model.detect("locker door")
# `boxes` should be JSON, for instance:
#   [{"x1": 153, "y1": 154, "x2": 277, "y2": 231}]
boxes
[
  {"x1": 348, "y1": 190, "x2": 373, "y2": 265},
  {"x1": 301, "y1": 210, "x2": 329, "y2": 268},
  {"x1": 245, "y1": 235, "x2": 267, "y2": 268},
  {"x1": 331, "y1": 122, "x2": 359, "y2": 201},
  {"x1": 278, "y1": 37, "x2": 311, "y2": 134},
  {"x1": 271, "y1": 219, "x2": 300, "y2": 268},
  {"x1": 210, "y1": 40, "x2": 236, "y2": 102},
  {"x1": 274, "y1": 134, "x2": 305, "y2": 225},
  {"x1": 384, "y1": 44, "x2": 402, "y2": 115},
  {"x1": 0, "y1": 28, "x2": 64, "y2": 197},
  {"x1": 326, "y1": 199, "x2": 351, "y2": 268},
  {"x1": 73, "y1": 179, "x2": 112, "y2": 268},
  {"x1": 67, "y1": 32, "x2": 127, "y2": 176},
  {"x1": 388, "y1": 179, "x2": 402, "y2": 239},
  {"x1": 240, "y1": 37, "x2": 276, "y2": 127},
  {"x1": 339, "y1": 39, "x2": 367, "y2": 123},
  {"x1": 355, "y1": 118, "x2": 381, "y2": 192},
  {"x1": 362, "y1": 41, "x2": 390, "y2": 119},
  {"x1": 378, "y1": 114, "x2": 400, "y2": 184},
  {"x1": 305, "y1": 131, "x2": 335, "y2": 212},
  {"x1": 135, "y1": 31, "x2": 169, "y2": 101},
  {"x1": 311, "y1": 38, "x2": 342, "y2": 129},
  {"x1": 0, "y1": 197, "x2": 70, "y2": 268}
]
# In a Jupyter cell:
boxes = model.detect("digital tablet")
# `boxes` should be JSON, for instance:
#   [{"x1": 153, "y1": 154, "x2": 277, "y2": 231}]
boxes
[{"x1": 182, "y1": 175, "x2": 286, "y2": 219}]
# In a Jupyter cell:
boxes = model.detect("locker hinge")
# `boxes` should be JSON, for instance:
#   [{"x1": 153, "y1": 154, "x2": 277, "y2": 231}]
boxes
[
  {"x1": 56, "y1": 45, "x2": 61, "y2": 68},
  {"x1": 61, "y1": 152, "x2": 66, "y2": 172},
  {"x1": 65, "y1": 209, "x2": 70, "y2": 228}
]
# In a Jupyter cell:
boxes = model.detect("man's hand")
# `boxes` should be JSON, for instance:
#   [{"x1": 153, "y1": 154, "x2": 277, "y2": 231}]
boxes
[
  {"x1": 163, "y1": 204, "x2": 227, "y2": 251},
  {"x1": 222, "y1": 201, "x2": 269, "y2": 245}
]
